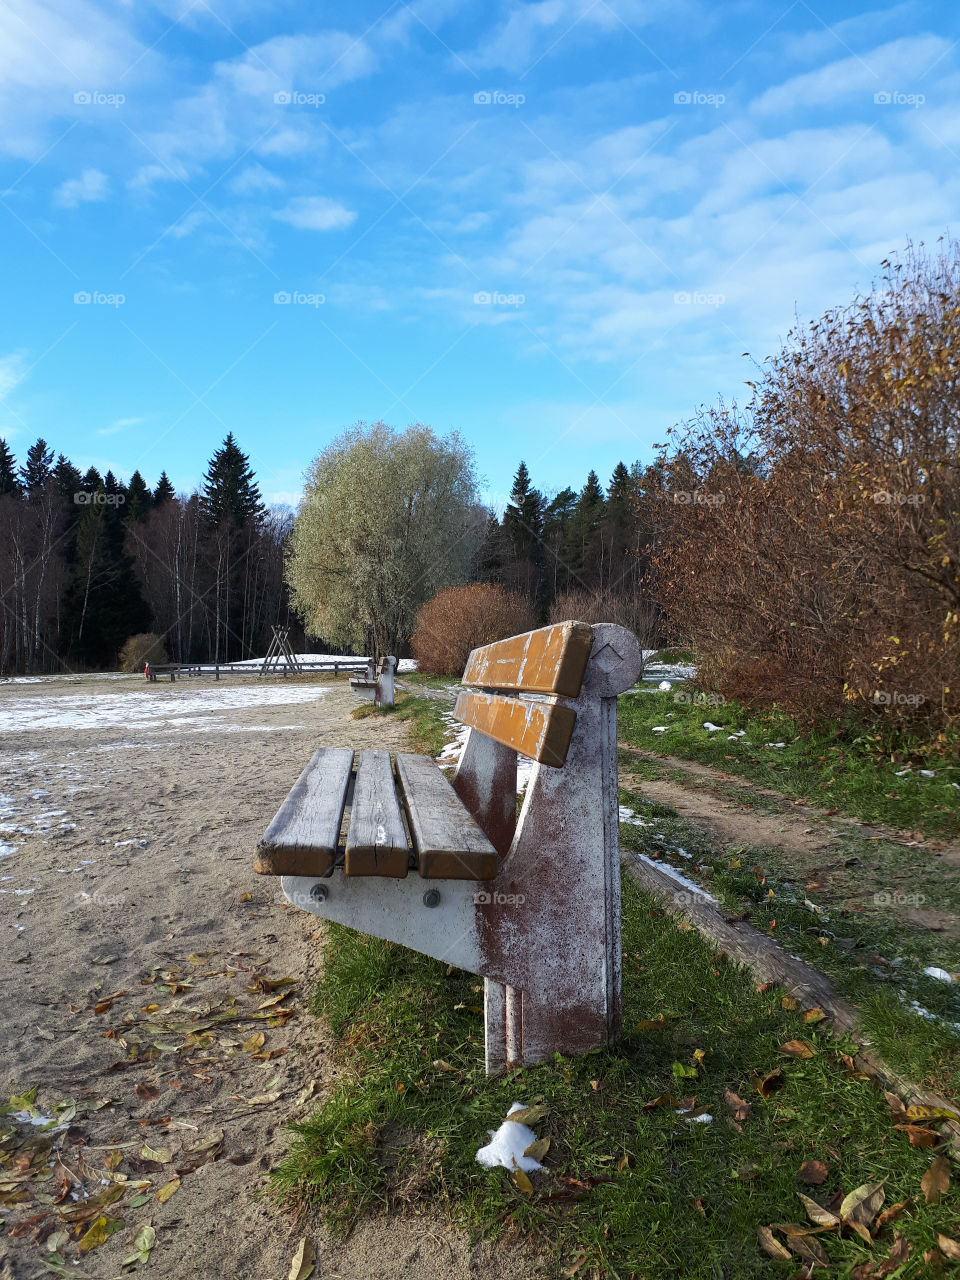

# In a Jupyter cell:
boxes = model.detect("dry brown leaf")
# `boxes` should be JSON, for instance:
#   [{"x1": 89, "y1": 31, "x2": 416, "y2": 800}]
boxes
[
  {"x1": 751, "y1": 1067, "x2": 784, "y2": 1098},
  {"x1": 640, "y1": 1093, "x2": 677, "y2": 1112},
  {"x1": 906, "y1": 1104, "x2": 959, "y2": 1122},
  {"x1": 139, "y1": 1144, "x2": 171, "y2": 1165},
  {"x1": 840, "y1": 1179, "x2": 886, "y2": 1229},
  {"x1": 512, "y1": 1165, "x2": 533, "y2": 1194},
  {"x1": 781, "y1": 1040, "x2": 817, "y2": 1059},
  {"x1": 781, "y1": 996, "x2": 798, "y2": 1011},
  {"x1": 134, "y1": 1083, "x2": 160, "y2": 1101},
  {"x1": 798, "y1": 1160, "x2": 829, "y2": 1185},
  {"x1": 883, "y1": 1091, "x2": 906, "y2": 1116},
  {"x1": 922, "y1": 1155, "x2": 950, "y2": 1205},
  {"x1": 874, "y1": 1200, "x2": 909, "y2": 1232},
  {"x1": 787, "y1": 1232, "x2": 829, "y2": 1267},
  {"x1": 894, "y1": 1124, "x2": 940, "y2": 1147},
  {"x1": 724, "y1": 1088, "x2": 751, "y2": 1123},
  {"x1": 524, "y1": 1137, "x2": 551, "y2": 1162},
  {"x1": 155, "y1": 1177, "x2": 180, "y2": 1203},
  {"x1": 937, "y1": 1234, "x2": 960, "y2": 1260},
  {"x1": 802, "y1": 1007, "x2": 827, "y2": 1024},
  {"x1": 77, "y1": 1215, "x2": 124, "y2": 1252},
  {"x1": 798, "y1": 1192, "x2": 840, "y2": 1228},
  {"x1": 506, "y1": 1104, "x2": 548, "y2": 1126},
  {"x1": 757, "y1": 1225, "x2": 791, "y2": 1260},
  {"x1": 288, "y1": 1236, "x2": 316, "y2": 1280},
  {"x1": 242, "y1": 1032, "x2": 266, "y2": 1053}
]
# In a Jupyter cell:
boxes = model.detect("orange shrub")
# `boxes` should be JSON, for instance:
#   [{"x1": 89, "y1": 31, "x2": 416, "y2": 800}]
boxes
[{"x1": 410, "y1": 584, "x2": 536, "y2": 677}]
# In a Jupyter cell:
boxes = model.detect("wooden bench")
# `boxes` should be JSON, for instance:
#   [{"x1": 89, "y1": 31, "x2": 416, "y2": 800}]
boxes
[
  {"x1": 348, "y1": 655, "x2": 396, "y2": 707},
  {"x1": 254, "y1": 621, "x2": 642, "y2": 1073}
]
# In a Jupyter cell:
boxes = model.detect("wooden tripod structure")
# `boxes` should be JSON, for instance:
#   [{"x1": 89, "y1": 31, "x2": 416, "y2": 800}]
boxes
[{"x1": 259, "y1": 626, "x2": 302, "y2": 677}]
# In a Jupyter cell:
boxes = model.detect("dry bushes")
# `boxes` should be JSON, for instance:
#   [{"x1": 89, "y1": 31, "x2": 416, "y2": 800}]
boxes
[
  {"x1": 650, "y1": 241, "x2": 960, "y2": 733},
  {"x1": 410, "y1": 584, "x2": 536, "y2": 676},
  {"x1": 119, "y1": 632, "x2": 168, "y2": 673},
  {"x1": 549, "y1": 587, "x2": 660, "y2": 650}
]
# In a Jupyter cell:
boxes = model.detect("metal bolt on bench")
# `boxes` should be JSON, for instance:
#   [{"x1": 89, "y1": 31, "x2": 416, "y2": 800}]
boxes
[{"x1": 254, "y1": 620, "x2": 642, "y2": 1073}]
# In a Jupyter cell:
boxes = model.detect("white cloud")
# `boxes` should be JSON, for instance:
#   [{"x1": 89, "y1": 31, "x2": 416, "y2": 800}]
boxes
[
  {"x1": 272, "y1": 196, "x2": 356, "y2": 231},
  {"x1": 97, "y1": 415, "x2": 143, "y2": 436},
  {"x1": 230, "y1": 163, "x2": 284, "y2": 195},
  {"x1": 751, "y1": 35, "x2": 950, "y2": 115},
  {"x1": 55, "y1": 167, "x2": 108, "y2": 207},
  {"x1": 468, "y1": 0, "x2": 699, "y2": 72},
  {"x1": 0, "y1": 0, "x2": 147, "y2": 157},
  {"x1": 0, "y1": 353, "x2": 28, "y2": 403}
]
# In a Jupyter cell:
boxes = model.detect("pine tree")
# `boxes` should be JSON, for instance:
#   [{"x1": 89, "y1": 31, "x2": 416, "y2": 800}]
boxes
[
  {"x1": 19, "y1": 438, "x2": 54, "y2": 492},
  {"x1": 0, "y1": 439, "x2": 20, "y2": 497},
  {"x1": 52, "y1": 454, "x2": 82, "y2": 500},
  {"x1": 502, "y1": 462, "x2": 545, "y2": 610},
  {"x1": 125, "y1": 471, "x2": 152, "y2": 521},
  {"x1": 153, "y1": 472, "x2": 175, "y2": 505},
  {"x1": 564, "y1": 470, "x2": 606, "y2": 583},
  {"x1": 200, "y1": 433, "x2": 264, "y2": 527},
  {"x1": 475, "y1": 512, "x2": 506, "y2": 583},
  {"x1": 542, "y1": 486, "x2": 578, "y2": 600}
]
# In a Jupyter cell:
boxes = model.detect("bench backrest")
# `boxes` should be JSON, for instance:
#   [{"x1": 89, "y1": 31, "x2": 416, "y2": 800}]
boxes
[{"x1": 454, "y1": 620, "x2": 594, "y2": 768}]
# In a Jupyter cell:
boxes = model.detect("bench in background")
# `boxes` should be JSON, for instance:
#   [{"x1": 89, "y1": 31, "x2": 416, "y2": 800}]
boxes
[
  {"x1": 255, "y1": 620, "x2": 641, "y2": 1073},
  {"x1": 349, "y1": 655, "x2": 396, "y2": 707}
]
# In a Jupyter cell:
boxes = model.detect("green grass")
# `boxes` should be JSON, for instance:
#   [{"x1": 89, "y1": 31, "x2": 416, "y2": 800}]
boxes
[
  {"x1": 619, "y1": 687, "x2": 960, "y2": 839},
  {"x1": 616, "y1": 788, "x2": 960, "y2": 1103},
  {"x1": 275, "y1": 873, "x2": 960, "y2": 1279},
  {"x1": 389, "y1": 690, "x2": 454, "y2": 756}
]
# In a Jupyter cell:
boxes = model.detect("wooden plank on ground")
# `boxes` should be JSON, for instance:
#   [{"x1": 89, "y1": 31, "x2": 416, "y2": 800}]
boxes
[
  {"x1": 395, "y1": 753, "x2": 498, "y2": 880},
  {"x1": 453, "y1": 690, "x2": 576, "y2": 766},
  {"x1": 345, "y1": 749, "x2": 410, "y2": 877},
  {"x1": 254, "y1": 747, "x2": 353, "y2": 876},
  {"x1": 462, "y1": 620, "x2": 593, "y2": 697}
]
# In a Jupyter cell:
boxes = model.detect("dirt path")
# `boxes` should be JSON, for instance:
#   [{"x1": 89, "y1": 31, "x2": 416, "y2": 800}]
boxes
[
  {"x1": 0, "y1": 674, "x2": 534, "y2": 1280},
  {"x1": 620, "y1": 747, "x2": 960, "y2": 939}
]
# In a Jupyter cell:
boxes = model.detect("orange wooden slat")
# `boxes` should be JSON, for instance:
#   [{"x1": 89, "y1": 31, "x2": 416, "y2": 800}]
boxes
[
  {"x1": 461, "y1": 620, "x2": 593, "y2": 696},
  {"x1": 453, "y1": 690, "x2": 577, "y2": 767}
]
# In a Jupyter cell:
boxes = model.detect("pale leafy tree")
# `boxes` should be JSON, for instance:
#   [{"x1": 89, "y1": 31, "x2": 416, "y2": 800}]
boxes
[{"x1": 287, "y1": 422, "x2": 480, "y2": 657}]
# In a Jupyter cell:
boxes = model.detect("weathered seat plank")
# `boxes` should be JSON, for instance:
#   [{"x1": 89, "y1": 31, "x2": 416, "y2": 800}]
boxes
[
  {"x1": 453, "y1": 690, "x2": 577, "y2": 767},
  {"x1": 345, "y1": 749, "x2": 410, "y2": 877},
  {"x1": 461, "y1": 620, "x2": 593, "y2": 697},
  {"x1": 254, "y1": 747, "x2": 353, "y2": 876},
  {"x1": 395, "y1": 752, "x2": 498, "y2": 880}
]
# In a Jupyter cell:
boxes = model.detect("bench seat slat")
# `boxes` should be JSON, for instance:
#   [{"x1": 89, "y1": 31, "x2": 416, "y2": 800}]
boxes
[
  {"x1": 395, "y1": 753, "x2": 498, "y2": 880},
  {"x1": 254, "y1": 746, "x2": 353, "y2": 876},
  {"x1": 453, "y1": 689, "x2": 577, "y2": 767},
  {"x1": 345, "y1": 749, "x2": 410, "y2": 877},
  {"x1": 461, "y1": 620, "x2": 593, "y2": 697}
]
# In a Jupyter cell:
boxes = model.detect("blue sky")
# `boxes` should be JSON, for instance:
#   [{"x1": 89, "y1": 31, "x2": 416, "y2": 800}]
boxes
[{"x1": 1, "y1": 0, "x2": 958, "y2": 508}]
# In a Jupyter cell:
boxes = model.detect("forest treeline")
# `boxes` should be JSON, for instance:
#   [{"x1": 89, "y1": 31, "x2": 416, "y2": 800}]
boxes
[
  {"x1": 0, "y1": 423, "x2": 648, "y2": 674},
  {"x1": 0, "y1": 434, "x2": 294, "y2": 672}
]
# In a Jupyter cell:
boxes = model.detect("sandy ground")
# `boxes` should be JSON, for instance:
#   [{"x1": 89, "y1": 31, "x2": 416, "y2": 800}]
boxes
[{"x1": 0, "y1": 674, "x2": 535, "y2": 1280}]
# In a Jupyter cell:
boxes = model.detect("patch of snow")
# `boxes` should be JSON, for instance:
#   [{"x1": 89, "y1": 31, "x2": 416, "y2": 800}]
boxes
[
  {"x1": 765, "y1": 742, "x2": 787, "y2": 748},
  {"x1": 475, "y1": 1103, "x2": 544, "y2": 1172},
  {"x1": 702, "y1": 722, "x2": 723, "y2": 732},
  {"x1": 631, "y1": 852, "x2": 719, "y2": 904},
  {"x1": 658, "y1": 681, "x2": 672, "y2": 691},
  {"x1": 923, "y1": 967, "x2": 954, "y2": 983},
  {"x1": 0, "y1": 684, "x2": 331, "y2": 733},
  {"x1": 619, "y1": 806, "x2": 654, "y2": 827},
  {"x1": 904, "y1": 998, "x2": 960, "y2": 1033},
  {"x1": 919, "y1": 770, "x2": 936, "y2": 778},
  {"x1": 676, "y1": 1110, "x2": 713, "y2": 1123},
  {"x1": 651, "y1": 726, "x2": 669, "y2": 733},
  {"x1": 114, "y1": 838, "x2": 147, "y2": 849}
]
